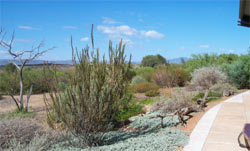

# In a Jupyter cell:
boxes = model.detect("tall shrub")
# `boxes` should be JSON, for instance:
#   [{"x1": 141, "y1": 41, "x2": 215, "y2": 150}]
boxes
[
  {"x1": 152, "y1": 69, "x2": 167, "y2": 87},
  {"x1": 165, "y1": 67, "x2": 191, "y2": 87},
  {"x1": 190, "y1": 66, "x2": 228, "y2": 91},
  {"x1": 224, "y1": 55, "x2": 250, "y2": 89},
  {"x1": 44, "y1": 38, "x2": 132, "y2": 146}
]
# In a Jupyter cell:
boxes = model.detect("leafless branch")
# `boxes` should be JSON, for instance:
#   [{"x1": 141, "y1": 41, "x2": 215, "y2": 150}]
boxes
[{"x1": 8, "y1": 93, "x2": 20, "y2": 110}]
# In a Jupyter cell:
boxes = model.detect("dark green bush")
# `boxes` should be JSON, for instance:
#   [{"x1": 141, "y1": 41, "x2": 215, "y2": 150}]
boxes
[
  {"x1": 0, "y1": 70, "x2": 19, "y2": 94},
  {"x1": 115, "y1": 101, "x2": 144, "y2": 122},
  {"x1": 222, "y1": 55, "x2": 250, "y2": 89},
  {"x1": 133, "y1": 82, "x2": 159, "y2": 93},
  {"x1": 2, "y1": 63, "x2": 16, "y2": 73},
  {"x1": 141, "y1": 54, "x2": 166, "y2": 67},
  {"x1": 145, "y1": 90, "x2": 160, "y2": 97}
]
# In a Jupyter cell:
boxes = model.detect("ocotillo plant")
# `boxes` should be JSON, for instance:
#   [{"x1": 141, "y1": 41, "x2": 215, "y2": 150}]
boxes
[{"x1": 44, "y1": 25, "x2": 132, "y2": 146}]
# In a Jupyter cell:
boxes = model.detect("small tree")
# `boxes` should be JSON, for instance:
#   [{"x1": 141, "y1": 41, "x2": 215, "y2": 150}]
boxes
[
  {"x1": 0, "y1": 29, "x2": 54, "y2": 111},
  {"x1": 190, "y1": 66, "x2": 228, "y2": 107},
  {"x1": 141, "y1": 54, "x2": 166, "y2": 67}
]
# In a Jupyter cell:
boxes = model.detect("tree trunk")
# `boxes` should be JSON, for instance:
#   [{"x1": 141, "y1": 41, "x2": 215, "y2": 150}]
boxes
[
  {"x1": 19, "y1": 67, "x2": 24, "y2": 110},
  {"x1": 25, "y1": 84, "x2": 33, "y2": 112}
]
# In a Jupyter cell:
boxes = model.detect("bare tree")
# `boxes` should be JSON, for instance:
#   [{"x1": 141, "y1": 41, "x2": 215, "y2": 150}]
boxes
[{"x1": 0, "y1": 28, "x2": 55, "y2": 111}]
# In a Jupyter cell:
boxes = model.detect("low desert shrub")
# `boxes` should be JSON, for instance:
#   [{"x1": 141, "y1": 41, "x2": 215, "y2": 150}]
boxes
[
  {"x1": 166, "y1": 67, "x2": 191, "y2": 87},
  {"x1": 209, "y1": 83, "x2": 237, "y2": 95},
  {"x1": 4, "y1": 131, "x2": 85, "y2": 151},
  {"x1": 151, "y1": 89, "x2": 198, "y2": 113},
  {"x1": 115, "y1": 102, "x2": 144, "y2": 122},
  {"x1": 192, "y1": 91, "x2": 222, "y2": 102},
  {"x1": 87, "y1": 112, "x2": 187, "y2": 151},
  {"x1": 145, "y1": 90, "x2": 160, "y2": 97},
  {"x1": 135, "y1": 67, "x2": 154, "y2": 82},
  {"x1": 190, "y1": 66, "x2": 228, "y2": 91},
  {"x1": 0, "y1": 118, "x2": 42, "y2": 149},
  {"x1": 152, "y1": 69, "x2": 167, "y2": 87},
  {"x1": 133, "y1": 82, "x2": 159, "y2": 93},
  {"x1": 140, "y1": 97, "x2": 160, "y2": 105},
  {"x1": 131, "y1": 75, "x2": 146, "y2": 84},
  {"x1": 3, "y1": 113, "x2": 188, "y2": 151}
]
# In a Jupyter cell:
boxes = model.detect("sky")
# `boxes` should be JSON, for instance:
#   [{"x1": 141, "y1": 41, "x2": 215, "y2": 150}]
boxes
[{"x1": 0, "y1": 0, "x2": 249, "y2": 62}]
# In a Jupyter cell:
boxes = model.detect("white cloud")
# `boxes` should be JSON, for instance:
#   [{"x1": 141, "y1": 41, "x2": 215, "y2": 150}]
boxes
[
  {"x1": 80, "y1": 37, "x2": 89, "y2": 42},
  {"x1": 141, "y1": 30, "x2": 164, "y2": 39},
  {"x1": 62, "y1": 26, "x2": 77, "y2": 29},
  {"x1": 97, "y1": 25, "x2": 137, "y2": 37},
  {"x1": 18, "y1": 25, "x2": 34, "y2": 30},
  {"x1": 97, "y1": 25, "x2": 164, "y2": 39},
  {"x1": 199, "y1": 45, "x2": 210, "y2": 49},
  {"x1": 102, "y1": 17, "x2": 116, "y2": 24}
]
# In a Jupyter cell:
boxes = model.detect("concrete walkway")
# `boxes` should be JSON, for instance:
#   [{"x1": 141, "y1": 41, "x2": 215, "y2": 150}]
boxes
[{"x1": 183, "y1": 90, "x2": 250, "y2": 151}]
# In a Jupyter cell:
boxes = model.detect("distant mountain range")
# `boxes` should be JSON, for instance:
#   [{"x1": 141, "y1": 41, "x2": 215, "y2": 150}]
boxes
[
  {"x1": 0, "y1": 57, "x2": 189, "y2": 66},
  {"x1": 0, "y1": 59, "x2": 73, "y2": 66},
  {"x1": 167, "y1": 57, "x2": 189, "y2": 64}
]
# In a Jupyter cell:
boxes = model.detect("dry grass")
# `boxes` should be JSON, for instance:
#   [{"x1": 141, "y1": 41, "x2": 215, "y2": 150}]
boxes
[{"x1": 0, "y1": 118, "x2": 43, "y2": 149}]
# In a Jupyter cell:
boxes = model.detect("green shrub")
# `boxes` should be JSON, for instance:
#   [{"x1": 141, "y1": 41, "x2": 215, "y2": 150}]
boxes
[
  {"x1": 44, "y1": 39, "x2": 132, "y2": 146},
  {"x1": 0, "y1": 71, "x2": 19, "y2": 94},
  {"x1": 133, "y1": 82, "x2": 159, "y2": 93},
  {"x1": 183, "y1": 53, "x2": 239, "y2": 72},
  {"x1": 145, "y1": 90, "x2": 160, "y2": 97},
  {"x1": 115, "y1": 102, "x2": 144, "y2": 122},
  {"x1": 135, "y1": 67, "x2": 154, "y2": 82},
  {"x1": 131, "y1": 75, "x2": 146, "y2": 84},
  {"x1": 141, "y1": 54, "x2": 166, "y2": 67},
  {"x1": 0, "y1": 67, "x2": 60, "y2": 95},
  {"x1": 140, "y1": 97, "x2": 160, "y2": 105},
  {"x1": 2, "y1": 63, "x2": 16, "y2": 73},
  {"x1": 165, "y1": 67, "x2": 191, "y2": 87},
  {"x1": 192, "y1": 91, "x2": 222, "y2": 102},
  {"x1": 222, "y1": 55, "x2": 250, "y2": 89}
]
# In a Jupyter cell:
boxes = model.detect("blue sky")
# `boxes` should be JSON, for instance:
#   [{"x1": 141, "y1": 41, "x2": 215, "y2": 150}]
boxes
[{"x1": 0, "y1": 0, "x2": 249, "y2": 62}]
